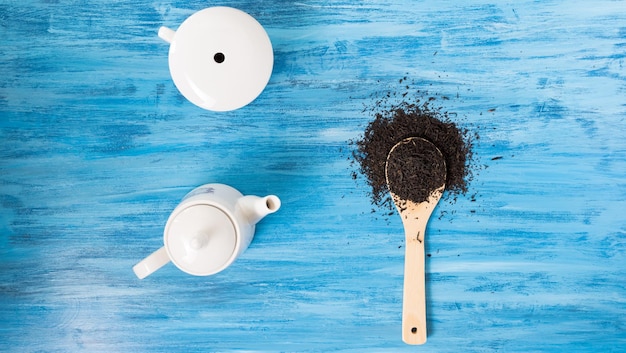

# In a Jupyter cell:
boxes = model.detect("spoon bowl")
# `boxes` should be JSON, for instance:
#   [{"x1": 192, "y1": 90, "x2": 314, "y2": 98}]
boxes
[{"x1": 385, "y1": 137, "x2": 446, "y2": 345}]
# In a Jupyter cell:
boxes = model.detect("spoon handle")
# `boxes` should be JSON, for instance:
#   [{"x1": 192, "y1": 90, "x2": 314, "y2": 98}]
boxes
[{"x1": 402, "y1": 221, "x2": 428, "y2": 345}]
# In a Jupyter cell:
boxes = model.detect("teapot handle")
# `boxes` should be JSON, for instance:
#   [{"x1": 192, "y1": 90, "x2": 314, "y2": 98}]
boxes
[
  {"x1": 133, "y1": 247, "x2": 170, "y2": 279},
  {"x1": 158, "y1": 26, "x2": 176, "y2": 43}
]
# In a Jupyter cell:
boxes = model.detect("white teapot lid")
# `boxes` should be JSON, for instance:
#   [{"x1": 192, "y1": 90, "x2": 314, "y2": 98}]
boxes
[
  {"x1": 164, "y1": 204, "x2": 237, "y2": 276},
  {"x1": 165, "y1": 7, "x2": 273, "y2": 111}
]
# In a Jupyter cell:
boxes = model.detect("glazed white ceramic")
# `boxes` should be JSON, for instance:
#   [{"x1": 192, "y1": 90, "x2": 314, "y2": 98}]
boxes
[
  {"x1": 159, "y1": 7, "x2": 273, "y2": 111},
  {"x1": 133, "y1": 184, "x2": 280, "y2": 279}
]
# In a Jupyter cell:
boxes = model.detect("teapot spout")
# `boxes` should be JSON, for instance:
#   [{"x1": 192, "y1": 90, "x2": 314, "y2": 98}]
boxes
[{"x1": 237, "y1": 194, "x2": 281, "y2": 225}]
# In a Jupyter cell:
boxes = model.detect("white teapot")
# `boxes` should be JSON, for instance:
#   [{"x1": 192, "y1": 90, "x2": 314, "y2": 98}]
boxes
[
  {"x1": 158, "y1": 6, "x2": 273, "y2": 111},
  {"x1": 133, "y1": 184, "x2": 280, "y2": 279}
]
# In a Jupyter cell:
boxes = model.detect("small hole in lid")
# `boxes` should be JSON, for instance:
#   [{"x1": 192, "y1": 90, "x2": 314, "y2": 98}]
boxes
[{"x1": 214, "y1": 52, "x2": 225, "y2": 63}]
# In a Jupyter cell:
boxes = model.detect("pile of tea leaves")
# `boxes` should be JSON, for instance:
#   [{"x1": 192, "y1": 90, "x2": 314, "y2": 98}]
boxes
[{"x1": 351, "y1": 94, "x2": 476, "y2": 212}]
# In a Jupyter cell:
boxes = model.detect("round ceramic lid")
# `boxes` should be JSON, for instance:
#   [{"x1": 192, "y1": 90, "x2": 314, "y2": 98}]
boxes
[
  {"x1": 165, "y1": 204, "x2": 237, "y2": 276},
  {"x1": 167, "y1": 7, "x2": 273, "y2": 111}
]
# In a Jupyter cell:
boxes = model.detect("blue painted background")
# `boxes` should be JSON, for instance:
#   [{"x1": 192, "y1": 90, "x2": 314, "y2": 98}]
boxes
[{"x1": 1, "y1": 0, "x2": 625, "y2": 351}]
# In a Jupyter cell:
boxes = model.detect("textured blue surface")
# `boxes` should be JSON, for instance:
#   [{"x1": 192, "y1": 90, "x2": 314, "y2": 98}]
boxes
[{"x1": 1, "y1": 0, "x2": 626, "y2": 352}]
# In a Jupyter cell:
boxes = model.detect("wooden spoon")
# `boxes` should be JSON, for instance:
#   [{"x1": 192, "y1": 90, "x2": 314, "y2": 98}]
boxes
[{"x1": 385, "y1": 137, "x2": 446, "y2": 345}]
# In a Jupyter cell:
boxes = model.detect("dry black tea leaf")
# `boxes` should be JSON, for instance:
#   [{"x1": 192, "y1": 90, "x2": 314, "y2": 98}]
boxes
[
  {"x1": 352, "y1": 100, "x2": 475, "y2": 210},
  {"x1": 386, "y1": 137, "x2": 447, "y2": 204}
]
